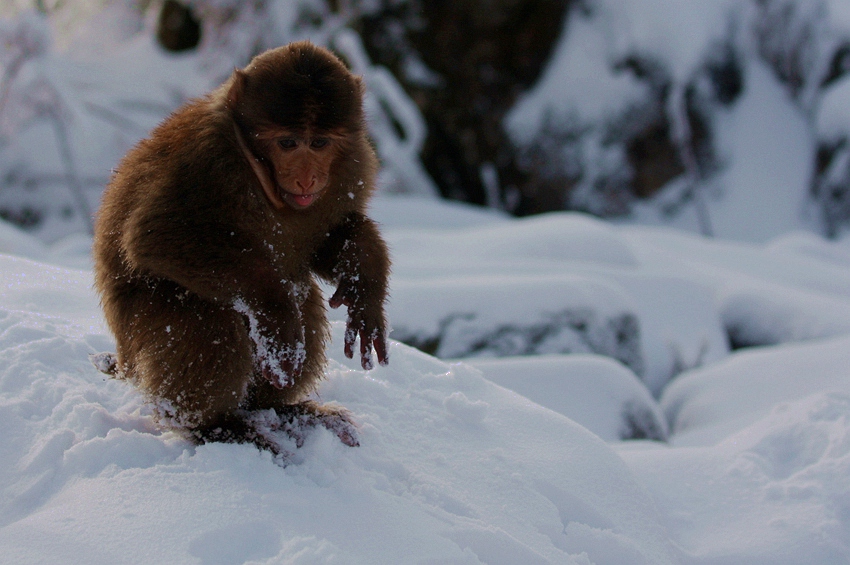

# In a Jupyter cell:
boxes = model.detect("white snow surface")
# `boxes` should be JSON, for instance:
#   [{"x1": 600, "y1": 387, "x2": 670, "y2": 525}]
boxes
[{"x1": 1, "y1": 196, "x2": 850, "y2": 563}]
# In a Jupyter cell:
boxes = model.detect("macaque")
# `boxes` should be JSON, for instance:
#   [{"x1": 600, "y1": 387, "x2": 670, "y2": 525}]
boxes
[{"x1": 92, "y1": 41, "x2": 390, "y2": 455}]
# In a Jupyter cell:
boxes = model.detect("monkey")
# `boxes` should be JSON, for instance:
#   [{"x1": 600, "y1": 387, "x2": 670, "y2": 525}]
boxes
[{"x1": 92, "y1": 41, "x2": 390, "y2": 455}]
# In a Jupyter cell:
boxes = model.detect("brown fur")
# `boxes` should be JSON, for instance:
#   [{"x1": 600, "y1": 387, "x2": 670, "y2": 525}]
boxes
[{"x1": 93, "y1": 42, "x2": 390, "y2": 450}]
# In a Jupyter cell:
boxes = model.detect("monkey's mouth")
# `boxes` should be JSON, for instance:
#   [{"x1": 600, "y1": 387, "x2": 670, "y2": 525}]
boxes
[{"x1": 281, "y1": 188, "x2": 323, "y2": 209}]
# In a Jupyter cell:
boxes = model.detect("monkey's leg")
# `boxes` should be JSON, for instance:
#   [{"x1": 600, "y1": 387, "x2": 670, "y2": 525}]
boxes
[{"x1": 113, "y1": 285, "x2": 255, "y2": 437}]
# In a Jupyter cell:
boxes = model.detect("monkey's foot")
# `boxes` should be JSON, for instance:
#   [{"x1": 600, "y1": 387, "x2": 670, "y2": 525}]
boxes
[
  {"x1": 195, "y1": 403, "x2": 359, "y2": 465},
  {"x1": 293, "y1": 402, "x2": 361, "y2": 448},
  {"x1": 275, "y1": 401, "x2": 360, "y2": 448},
  {"x1": 240, "y1": 401, "x2": 359, "y2": 457},
  {"x1": 89, "y1": 352, "x2": 119, "y2": 376}
]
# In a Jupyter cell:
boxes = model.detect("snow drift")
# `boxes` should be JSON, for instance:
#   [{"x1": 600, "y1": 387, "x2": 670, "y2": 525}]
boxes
[{"x1": 1, "y1": 196, "x2": 850, "y2": 563}]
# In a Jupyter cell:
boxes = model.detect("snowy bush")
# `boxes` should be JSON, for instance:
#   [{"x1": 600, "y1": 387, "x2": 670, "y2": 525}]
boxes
[
  {"x1": 0, "y1": 6, "x2": 198, "y2": 241},
  {"x1": 9, "y1": 1, "x2": 850, "y2": 241},
  {"x1": 503, "y1": 0, "x2": 850, "y2": 240},
  {"x1": 0, "y1": 1, "x2": 437, "y2": 241},
  {"x1": 0, "y1": 11, "x2": 85, "y2": 236}
]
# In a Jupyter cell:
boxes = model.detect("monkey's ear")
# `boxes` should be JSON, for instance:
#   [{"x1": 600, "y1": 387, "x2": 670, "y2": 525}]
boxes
[
  {"x1": 226, "y1": 69, "x2": 248, "y2": 112},
  {"x1": 233, "y1": 123, "x2": 285, "y2": 210},
  {"x1": 353, "y1": 74, "x2": 366, "y2": 97}
]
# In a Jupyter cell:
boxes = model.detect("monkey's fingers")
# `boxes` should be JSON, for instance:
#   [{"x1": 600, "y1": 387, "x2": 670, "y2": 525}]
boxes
[
  {"x1": 343, "y1": 324, "x2": 377, "y2": 369},
  {"x1": 343, "y1": 325, "x2": 357, "y2": 360},
  {"x1": 359, "y1": 329, "x2": 374, "y2": 370},
  {"x1": 342, "y1": 313, "x2": 388, "y2": 369},
  {"x1": 261, "y1": 347, "x2": 304, "y2": 389},
  {"x1": 328, "y1": 285, "x2": 352, "y2": 309},
  {"x1": 374, "y1": 331, "x2": 389, "y2": 366},
  {"x1": 262, "y1": 366, "x2": 286, "y2": 389},
  {"x1": 318, "y1": 412, "x2": 360, "y2": 447},
  {"x1": 359, "y1": 328, "x2": 390, "y2": 370}
]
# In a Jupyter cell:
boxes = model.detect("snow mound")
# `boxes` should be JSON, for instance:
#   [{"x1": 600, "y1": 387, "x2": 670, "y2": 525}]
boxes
[
  {"x1": 467, "y1": 354, "x2": 668, "y2": 441},
  {"x1": 389, "y1": 275, "x2": 643, "y2": 374},
  {"x1": 620, "y1": 391, "x2": 850, "y2": 562},
  {"x1": 0, "y1": 252, "x2": 676, "y2": 564},
  {"x1": 662, "y1": 333, "x2": 850, "y2": 446}
]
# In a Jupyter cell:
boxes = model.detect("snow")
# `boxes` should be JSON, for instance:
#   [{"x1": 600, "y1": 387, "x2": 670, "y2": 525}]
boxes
[
  {"x1": 607, "y1": 0, "x2": 741, "y2": 84},
  {"x1": 467, "y1": 354, "x2": 669, "y2": 442},
  {"x1": 662, "y1": 333, "x2": 850, "y2": 446},
  {"x1": 701, "y1": 60, "x2": 815, "y2": 243},
  {"x1": 2, "y1": 195, "x2": 850, "y2": 563},
  {"x1": 617, "y1": 392, "x2": 850, "y2": 562},
  {"x1": 817, "y1": 75, "x2": 850, "y2": 141},
  {"x1": 505, "y1": 5, "x2": 649, "y2": 145},
  {"x1": 0, "y1": 245, "x2": 675, "y2": 564}
]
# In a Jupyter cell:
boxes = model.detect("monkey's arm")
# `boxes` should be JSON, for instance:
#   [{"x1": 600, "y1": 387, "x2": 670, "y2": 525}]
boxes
[
  {"x1": 312, "y1": 213, "x2": 390, "y2": 369},
  {"x1": 121, "y1": 207, "x2": 307, "y2": 386}
]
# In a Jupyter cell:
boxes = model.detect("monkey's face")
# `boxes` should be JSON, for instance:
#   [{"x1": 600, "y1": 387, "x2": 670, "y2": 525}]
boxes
[
  {"x1": 262, "y1": 129, "x2": 341, "y2": 210},
  {"x1": 234, "y1": 123, "x2": 347, "y2": 212}
]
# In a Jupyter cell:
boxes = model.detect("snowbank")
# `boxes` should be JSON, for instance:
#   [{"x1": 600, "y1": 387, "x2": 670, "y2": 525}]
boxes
[
  {"x1": 0, "y1": 252, "x2": 676, "y2": 564},
  {"x1": 384, "y1": 203, "x2": 850, "y2": 395},
  {"x1": 2, "y1": 195, "x2": 850, "y2": 563},
  {"x1": 467, "y1": 354, "x2": 668, "y2": 441},
  {"x1": 662, "y1": 333, "x2": 850, "y2": 445},
  {"x1": 619, "y1": 390, "x2": 850, "y2": 562}
]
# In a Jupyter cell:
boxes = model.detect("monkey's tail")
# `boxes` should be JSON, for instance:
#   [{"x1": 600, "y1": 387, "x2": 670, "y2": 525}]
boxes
[{"x1": 89, "y1": 351, "x2": 121, "y2": 377}]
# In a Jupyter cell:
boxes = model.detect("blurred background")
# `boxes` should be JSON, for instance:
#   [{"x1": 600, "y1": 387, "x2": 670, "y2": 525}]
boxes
[{"x1": 2, "y1": 0, "x2": 850, "y2": 244}]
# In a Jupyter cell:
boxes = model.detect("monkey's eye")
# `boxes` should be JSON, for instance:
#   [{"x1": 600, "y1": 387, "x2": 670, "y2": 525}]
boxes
[
  {"x1": 278, "y1": 138, "x2": 297, "y2": 150},
  {"x1": 310, "y1": 138, "x2": 329, "y2": 149}
]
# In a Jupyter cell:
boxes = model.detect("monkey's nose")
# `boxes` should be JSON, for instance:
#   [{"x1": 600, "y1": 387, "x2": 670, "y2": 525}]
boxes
[{"x1": 296, "y1": 176, "x2": 317, "y2": 193}]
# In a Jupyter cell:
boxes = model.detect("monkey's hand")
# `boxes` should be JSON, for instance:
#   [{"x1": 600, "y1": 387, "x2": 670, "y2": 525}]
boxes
[
  {"x1": 329, "y1": 282, "x2": 389, "y2": 370},
  {"x1": 259, "y1": 337, "x2": 306, "y2": 389},
  {"x1": 234, "y1": 298, "x2": 305, "y2": 389}
]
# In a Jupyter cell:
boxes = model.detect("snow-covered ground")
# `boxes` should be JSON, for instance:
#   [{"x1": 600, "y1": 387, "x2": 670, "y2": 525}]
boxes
[{"x1": 1, "y1": 195, "x2": 849, "y2": 564}]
